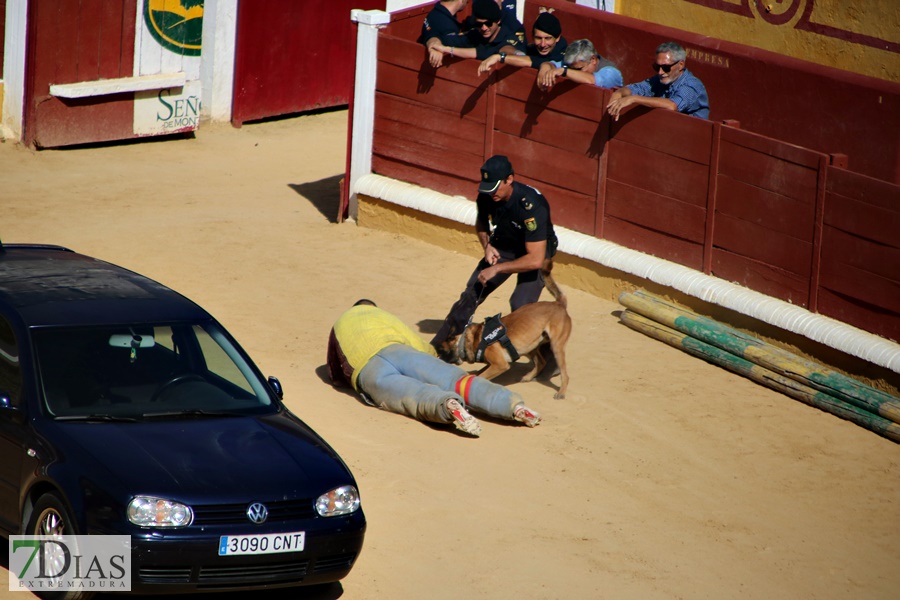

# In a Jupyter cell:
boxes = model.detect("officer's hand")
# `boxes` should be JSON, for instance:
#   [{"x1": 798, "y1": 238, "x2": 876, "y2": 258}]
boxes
[
  {"x1": 478, "y1": 264, "x2": 499, "y2": 285},
  {"x1": 484, "y1": 244, "x2": 500, "y2": 265}
]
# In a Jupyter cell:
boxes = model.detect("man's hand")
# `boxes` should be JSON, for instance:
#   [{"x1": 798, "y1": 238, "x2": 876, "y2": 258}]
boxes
[
  {"x1": 477, "y1": 264, "x2": 501, "y2": 285},
  {"x1": 428, "y1": 45, "x2": 446, "y2": 68},
  {"x1": 606, "y1": 89, "x2": 634, "y2": 121},
  {"x1": 484, "y1": 243, "x2": 500, "y2": 265},
  {"x1": 478, "y1": 54, "x2": 502, "y2": 75},
  {"x1": 537, "y1": 62, "x2": 561, "y2": 91}
]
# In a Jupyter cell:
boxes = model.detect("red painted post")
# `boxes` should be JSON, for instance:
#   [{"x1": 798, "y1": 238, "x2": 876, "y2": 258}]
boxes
[
  {"x1": 703, "y1": 121, "x2": 722, "y2": 275},
  {"x1": 808, "y1": 155, "x2": 829, "y2": 313}
]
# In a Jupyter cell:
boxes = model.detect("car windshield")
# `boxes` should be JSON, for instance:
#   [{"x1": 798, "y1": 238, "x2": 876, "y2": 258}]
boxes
[{"x1": 33, "y1": 322, "x2": 276, "y2": 419}]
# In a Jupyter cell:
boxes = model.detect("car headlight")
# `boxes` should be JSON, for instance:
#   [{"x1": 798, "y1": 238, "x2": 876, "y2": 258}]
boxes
[
  {"x1": 315, "y1": 485, "x2": 360, "y2": 517},
  {"x1": 127, "y1": 496, "x2": 193, "y2": 527}
]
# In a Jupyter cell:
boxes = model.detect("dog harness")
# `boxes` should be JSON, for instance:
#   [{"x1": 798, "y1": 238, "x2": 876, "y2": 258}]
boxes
[{"x1": 475, "y1": 314, "x2": 520, "y2": 363}]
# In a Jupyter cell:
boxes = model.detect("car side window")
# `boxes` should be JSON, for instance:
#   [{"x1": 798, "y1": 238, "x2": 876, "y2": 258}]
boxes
[{"x1": 0, "y1": 316, "x2": 22, "y2": 406}]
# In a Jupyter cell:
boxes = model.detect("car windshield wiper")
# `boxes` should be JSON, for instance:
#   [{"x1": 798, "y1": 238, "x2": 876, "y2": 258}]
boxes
[
  {"x1": 55, "y1": 414, "x2": 139, "y2": 423},
  {"x1": 140, "y1": 409, "x2": 244, "y2": 419}
]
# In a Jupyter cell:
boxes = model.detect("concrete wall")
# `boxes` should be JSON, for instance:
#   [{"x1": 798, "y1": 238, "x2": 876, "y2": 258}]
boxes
[{"x1": 617, "y1": 0, "x2": 899, "y2": 83}]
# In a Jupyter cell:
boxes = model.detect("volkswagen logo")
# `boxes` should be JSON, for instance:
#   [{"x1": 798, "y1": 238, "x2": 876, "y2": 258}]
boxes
[{"x1": 246, "y1": 502, "x2": 268, "y2": 524}]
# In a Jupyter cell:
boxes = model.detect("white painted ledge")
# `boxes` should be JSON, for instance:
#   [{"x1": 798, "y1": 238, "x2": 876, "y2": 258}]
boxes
[{"x1": 50, "y1": 73, "x2": 187, "y2": 99}]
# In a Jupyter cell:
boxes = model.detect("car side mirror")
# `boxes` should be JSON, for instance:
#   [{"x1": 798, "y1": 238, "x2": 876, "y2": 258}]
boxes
[{"x1": 267, "y1": 376, "x2": 283, "y2": 400}]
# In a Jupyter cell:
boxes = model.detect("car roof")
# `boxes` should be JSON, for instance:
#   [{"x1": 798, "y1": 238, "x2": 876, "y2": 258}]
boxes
[{"x1": 0, "y1": 244, "x2": 211, "y2": 328}]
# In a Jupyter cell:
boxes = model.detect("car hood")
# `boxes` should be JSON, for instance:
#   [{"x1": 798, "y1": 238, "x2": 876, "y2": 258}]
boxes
[{"x1": 53, "y1": 411, "x2": 352, "y2": 500}]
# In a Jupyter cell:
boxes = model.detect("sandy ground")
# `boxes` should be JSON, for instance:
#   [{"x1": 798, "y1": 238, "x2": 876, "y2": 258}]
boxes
[{"x1": 1, "y1": 110, "x2": 899, "y2": 600}]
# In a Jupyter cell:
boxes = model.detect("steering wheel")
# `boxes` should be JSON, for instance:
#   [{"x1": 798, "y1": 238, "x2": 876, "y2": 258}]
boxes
[{"x1": 151, "y1": 373, "x2": 205, "y2": 402}]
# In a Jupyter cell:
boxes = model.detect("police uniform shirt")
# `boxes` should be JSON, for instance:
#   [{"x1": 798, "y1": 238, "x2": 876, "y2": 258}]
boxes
[
  {"x1": 527, "y1": 36, "x2": 568, "y2": 69},
  {"x1": 462, "y1": 0, "x2": 524, "y2": 43},
  {"x1": 419, "y1": 1, "x2": 471, "y2": 47},
  {"x1": 476, "y1": 181, "x2": 557, "y2": 257},
  {"x1": 465, "y1": 22, "x2": 526, "y2": 60}
]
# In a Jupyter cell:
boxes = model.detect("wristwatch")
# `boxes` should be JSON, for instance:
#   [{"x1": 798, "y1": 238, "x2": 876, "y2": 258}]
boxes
[
  {"x1": 562, "y1": 65, "x2": 568, "y2": 77},
  {"x1": 499, "y1": 52, "x2": 507, "y2": 63}
]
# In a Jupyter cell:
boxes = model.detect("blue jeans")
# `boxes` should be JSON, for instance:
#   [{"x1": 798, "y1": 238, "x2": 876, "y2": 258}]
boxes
[{"x1": 356, "y1": 344, "x2": 522, "y2": 424}]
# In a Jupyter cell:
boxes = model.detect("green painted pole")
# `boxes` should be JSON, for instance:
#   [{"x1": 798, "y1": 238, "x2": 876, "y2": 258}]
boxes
[
  {"x1": 619, "y1": 290, "x2": 900, "y2": 425},
  {"x1": 620, "y1": 310, "x2": 900, "y2": 444}
]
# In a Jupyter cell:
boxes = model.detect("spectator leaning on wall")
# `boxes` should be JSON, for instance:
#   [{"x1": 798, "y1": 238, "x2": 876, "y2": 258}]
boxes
[
  {"x1": 463, "y1": 0, "x2": 526, "y2": 45},
  {"x1": 477, "y1": 10, "x2": 568, "y2": 75},
  {"x1": 428, "y1": 0, "x2": 526, "y2": 66},
  {"x1": 420, "y1": 0, "x2": 472, "y2": 68},
  {"x1": 606, "y1": 41, "x2": 710, "y2": 119},
  {"x1": 536, "y1": 38, "x2": 623, "y2": 91}
]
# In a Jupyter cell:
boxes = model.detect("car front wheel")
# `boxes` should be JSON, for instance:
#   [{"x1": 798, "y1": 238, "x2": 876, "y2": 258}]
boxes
[{"x1": 25, "y1": 493, "x2": 94, "y2": 600}]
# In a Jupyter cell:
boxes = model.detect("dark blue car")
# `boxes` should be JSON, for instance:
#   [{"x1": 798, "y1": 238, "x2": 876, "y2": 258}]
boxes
[{"x1": 0, "y1": 244, "x2": 365, "y2": 597}]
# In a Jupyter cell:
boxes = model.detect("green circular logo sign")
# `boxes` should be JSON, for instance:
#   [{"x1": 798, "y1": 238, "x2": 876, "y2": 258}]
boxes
[{"x1": 144, "y1": 0, "x2": 204, "y2": 56}]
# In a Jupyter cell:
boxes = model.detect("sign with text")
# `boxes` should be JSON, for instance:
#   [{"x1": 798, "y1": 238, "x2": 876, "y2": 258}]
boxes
[
  {"x1": 8, "y1": 535, "x2": 131, "y2": 593},
  {"x1": 134, "y1": 79, "x2": 202, "y2": 136}
]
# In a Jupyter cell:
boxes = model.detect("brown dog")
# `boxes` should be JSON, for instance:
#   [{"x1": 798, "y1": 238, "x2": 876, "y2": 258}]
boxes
[{"x1": 442, "y1": 261, "x2": 572, "y2": 399}]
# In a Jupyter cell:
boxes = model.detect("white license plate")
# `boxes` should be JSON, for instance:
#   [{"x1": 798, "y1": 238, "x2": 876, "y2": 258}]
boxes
[{"x1": 218, "y1": 531, "x2": 306, "y2": 556}]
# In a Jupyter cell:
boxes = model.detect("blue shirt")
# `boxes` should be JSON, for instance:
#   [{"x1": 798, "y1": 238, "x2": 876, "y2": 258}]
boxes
[
  {"x1": 551, "y1": 56, "x2": 624, "y2": 88},
  {"x1": 627, "y1": 69, "x2": 710, "y2": 119},
  {"x1": 500, "y1": 1, "x2": 525, "y2": 43}
]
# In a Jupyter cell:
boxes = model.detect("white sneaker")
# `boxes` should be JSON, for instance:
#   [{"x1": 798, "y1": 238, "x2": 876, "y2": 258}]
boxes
[
  {"x1": 513, "y1": 405, "x2": 542, "y2": 427},
  {"x1": 446, "y1": 399, "x2": 482, "y2": 437}
]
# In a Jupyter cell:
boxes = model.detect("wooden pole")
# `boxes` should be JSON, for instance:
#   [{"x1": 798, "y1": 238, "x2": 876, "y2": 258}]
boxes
[
  {"x1": 619, "y1": 290, "x2": 900, "y2": 425},
  {"x1": 619, "y1": 310, "x2": 900, "y2": 444}
]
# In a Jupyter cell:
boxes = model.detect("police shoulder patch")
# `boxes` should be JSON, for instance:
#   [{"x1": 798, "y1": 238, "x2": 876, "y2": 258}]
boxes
[{"x1": 524, "y1": 217, "x2": 537, "y2": 231}]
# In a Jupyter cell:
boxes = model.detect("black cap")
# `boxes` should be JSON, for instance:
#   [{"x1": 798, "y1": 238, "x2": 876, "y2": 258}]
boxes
[
  {"x1": 534, "y1": 12, "x2": 562, "y2": 38},
  {"x1": 478, "y1": 155, "x2": 513, "y2": 194},
  {"x1": 472, "y1": 0, "x2": 502, "y2": 22}
]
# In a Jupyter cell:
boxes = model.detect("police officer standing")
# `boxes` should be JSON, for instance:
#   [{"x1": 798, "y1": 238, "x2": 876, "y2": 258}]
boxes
[{"x1": 431, "y1": 155, "x2": 558, "y2": 353}]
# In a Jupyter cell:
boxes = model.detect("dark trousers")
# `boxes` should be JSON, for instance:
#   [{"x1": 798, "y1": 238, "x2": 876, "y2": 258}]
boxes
[{"x1": 431, "y1": 249, "x2": 545, "y2": 348}]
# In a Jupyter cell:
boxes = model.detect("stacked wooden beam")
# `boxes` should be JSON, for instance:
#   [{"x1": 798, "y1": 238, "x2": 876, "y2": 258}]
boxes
[{"x1": 618, "y1": 290, "x2": 900, "y2": 443}]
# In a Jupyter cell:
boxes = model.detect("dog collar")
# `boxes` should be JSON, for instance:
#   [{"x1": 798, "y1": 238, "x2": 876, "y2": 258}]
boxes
[{"x1": 457, "y1": 326, "x2": 469, "y2": 362}]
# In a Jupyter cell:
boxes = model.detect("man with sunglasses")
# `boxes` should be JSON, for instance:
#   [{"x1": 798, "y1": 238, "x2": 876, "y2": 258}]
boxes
[
  {"x1": 536, "y1": 38, "x2": 623, "y2": 91},
  {"x1": 428, "y1": 0, "x2": 525, "y2": 66},
  {"x1": 606, "y1": 41, "x2": 709, "y2": 120},
  {"x1": 464, "y1": 0, "x2": 525, "y2": 46}
]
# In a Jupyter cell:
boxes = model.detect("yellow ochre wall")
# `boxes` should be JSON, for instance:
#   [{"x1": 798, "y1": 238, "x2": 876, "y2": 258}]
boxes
[{"x1": 616, "y1": 0, "x2": 900, "y2": 83}]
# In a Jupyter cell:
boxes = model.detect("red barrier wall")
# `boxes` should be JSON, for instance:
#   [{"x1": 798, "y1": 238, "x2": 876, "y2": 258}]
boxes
[{"x1": 389, "y1": 0, "x2": 900, "y2": 185}]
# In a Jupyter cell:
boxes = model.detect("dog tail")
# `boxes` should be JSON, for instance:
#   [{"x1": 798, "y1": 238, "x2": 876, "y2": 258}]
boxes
[{"x1": 542, "y1": 259, "x2": 567, "y2": 308}]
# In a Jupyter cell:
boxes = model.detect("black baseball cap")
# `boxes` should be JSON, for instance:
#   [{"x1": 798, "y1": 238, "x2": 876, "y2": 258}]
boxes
[
  {"x1": 472, "y1": 0, "x2": 502, "y2": 22},
  {"x1": 478, "y1": 155, "x2": 514, "y2": 194}
]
